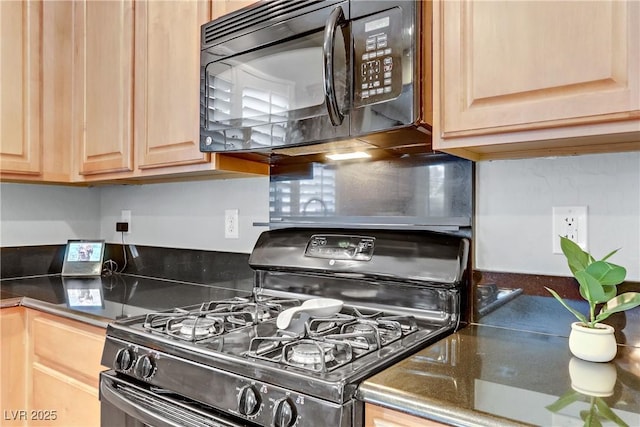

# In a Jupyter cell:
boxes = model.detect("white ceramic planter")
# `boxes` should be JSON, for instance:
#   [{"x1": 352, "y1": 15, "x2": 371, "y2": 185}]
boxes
[{"x1": 568, "y1": 322, "x2": 617, "y2": 363}]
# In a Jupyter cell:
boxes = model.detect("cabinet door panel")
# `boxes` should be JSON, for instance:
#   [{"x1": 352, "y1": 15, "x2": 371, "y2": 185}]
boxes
[
  {"x1": 0, "y1": 307, "x2": 27, "y2": 427},
  {"x1": 31, "y1": 315, "x2": 104, "y2": 388},
  {"x1": 135, "y1": 0, "x2": 211, "y2": 169},
  {"x1": 74, "y1": 0, "x2": 134, "y2": 175},
  {"x1": 365, "y1": 403, "x2": 449, "y2": 427},
  {"x1": 31, "y1": 365, "x2": 99, "y2": 427},
  {"x1": 441, "y1": 0, "x2": 639, "y2": 136},
  {"x1": 212, "y1": 0, "x2": 254, "y2": 20},
  {"x1": 26, "y1": 310, "x2": 104, "y2": 426},
  {"x1": 0, "y1": 0, "x2": 41, "y2": 174}
]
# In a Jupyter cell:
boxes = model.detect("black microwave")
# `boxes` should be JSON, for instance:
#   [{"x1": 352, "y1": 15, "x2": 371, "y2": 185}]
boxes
[{"x1": 200, "y1": 0, "x2": 431, "y2": 155}]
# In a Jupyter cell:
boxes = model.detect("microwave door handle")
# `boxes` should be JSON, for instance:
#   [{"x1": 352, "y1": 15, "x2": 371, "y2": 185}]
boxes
[{"x1": 323, "y1": 5, "x2": 345, "y2": 126}]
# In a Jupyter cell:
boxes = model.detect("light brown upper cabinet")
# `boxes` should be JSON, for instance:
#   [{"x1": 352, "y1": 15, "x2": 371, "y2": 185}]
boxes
[
  {"x1": 2, "y1": 0, "x2": 266, "y2": 184},
  {"x1": 75, "y1": 0, "x2": 267, "y2": 182},
  {"x1": 432, "y1": 0, "x2": 640, "y2": 160},
  {"x1": 211, "y1": 0, "x2": 254, "y2": 20},
  {"x1": 0, "y1": 0, "x2": 42, "y2": 176},
  {"x1": 2, "y1": 0, "x2": 75, "y2": 183},
  {"x1": 73, "y1": 0, "x2": 135, "y2": 176},
  {"x1": 133, "y1": 0, "x2": 210, "y2": 171},
  {"x1": 74, "y1": 0, "x2": 268, "y2": 181}
]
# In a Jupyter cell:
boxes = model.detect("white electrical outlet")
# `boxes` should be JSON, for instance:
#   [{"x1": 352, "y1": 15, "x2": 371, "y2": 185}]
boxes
[
  {"x1": 552, "y1": 206, "x2": 587, "y2": 254},
  {"x1": 225, "y1": 209, "x2": 239, "y2": 239},
  {"x1": 121, "y1": 210, "x2": 131, "y2": 233}
]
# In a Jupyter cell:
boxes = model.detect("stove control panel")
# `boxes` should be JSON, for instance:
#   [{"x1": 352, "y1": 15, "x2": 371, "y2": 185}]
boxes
[
  {"x1": 305, "y1": 235, "x2": 375, "y2": 261},
  {"x1": 273, "y1": 398, "x2": 297, "y2": 427},
  {"x1": 113, "y1": 346, "x2": 158, "y2": 381},
  {"x1": 238, "y1": 385, "x2": 261, "y2": 416},
  {"x1": 134, "y1": 354, "x2": 157, "y2": 380},
  {"x1": 114, "y1": 347, "x2": 136, "y2": 372},
  {"x1": 103, "y1": 337, "x2": 348, "y2": 427}
]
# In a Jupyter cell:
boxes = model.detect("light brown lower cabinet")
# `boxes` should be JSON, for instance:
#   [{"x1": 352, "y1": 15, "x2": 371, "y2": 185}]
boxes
[
  {"x1": 1, "y1": 307, "x2": 27, "y2": 427},
  {"x1": 365, "y1": 403, "x2": 449, "y2": 427},
  {"x1": 0, "y1": 307, "x2": 105, "y2": 427}
]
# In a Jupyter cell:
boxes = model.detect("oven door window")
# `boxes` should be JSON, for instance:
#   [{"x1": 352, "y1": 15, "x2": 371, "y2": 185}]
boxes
[{"x1": 201, "y1": 11, "x2": 350, "y2": 151}]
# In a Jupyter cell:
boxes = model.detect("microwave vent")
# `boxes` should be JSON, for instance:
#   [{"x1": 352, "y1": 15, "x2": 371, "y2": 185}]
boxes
[{"x1": 203, "y1": 0, "x2": 325, "y2": 47}]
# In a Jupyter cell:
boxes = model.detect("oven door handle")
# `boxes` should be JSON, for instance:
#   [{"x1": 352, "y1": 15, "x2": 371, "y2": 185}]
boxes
[
  {"x1": 323, "y1": 5, "x2": 345, "y2": 126},
  {"x1": 100, "y1": 379, "x2": 188, "y2": 427}
]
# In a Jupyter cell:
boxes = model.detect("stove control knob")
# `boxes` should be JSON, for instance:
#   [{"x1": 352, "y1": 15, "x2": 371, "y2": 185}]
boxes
[
  {"x1": 114, "y1": 348, "x2": 135, "y2": 371},
  {"x1": 273, "y1": 398, "x2": 296, "y2": 427},
  {"x1": 238, "y1": 386, "x2": 260, "y2": 416},
  {"x1": 133, "y1": 355, "x2": 156, "y2": 380}
]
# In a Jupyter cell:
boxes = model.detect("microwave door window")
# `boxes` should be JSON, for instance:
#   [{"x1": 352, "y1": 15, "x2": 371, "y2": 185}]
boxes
[{"x1": 202, "y1": 30, "x2": 349, "y2": 152}]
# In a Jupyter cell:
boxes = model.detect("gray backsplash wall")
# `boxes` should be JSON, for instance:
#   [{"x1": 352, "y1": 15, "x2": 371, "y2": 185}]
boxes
[
  {"x1": 97, "y1": 178, "x2": 269, "y2": 253},
  {"x1": 1, "y1": 151, "x2": 638, "y2": 280},
  {"x1": 475, "y1": 151, "x2": 640, "y2": 281}
]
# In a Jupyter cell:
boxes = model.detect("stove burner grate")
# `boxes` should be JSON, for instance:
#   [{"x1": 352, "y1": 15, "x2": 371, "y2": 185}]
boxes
[
  {"x1": 245, "y1": 309, "x2": 419, "y2": 372},
  {"x1": 141, "y1": 295, "x2": 301, "y2": 342}
]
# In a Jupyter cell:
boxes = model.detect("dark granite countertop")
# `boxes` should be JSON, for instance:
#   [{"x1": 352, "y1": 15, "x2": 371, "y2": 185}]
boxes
[
  {"x1": 478, "y1": 294, "x2": 640, "y2": 348},
  {"x1": 360, "y1": 293, "x2": 640, "y2": 426},
  {"x1": 5, "y1": 271, "x2": 639, "y2": 426},
  {"x1": 0, "y1": 274, "x2": 253, "y2": 328},
  {"x1": 359, "y1": 324, "x2": 640, "y2": 426}
]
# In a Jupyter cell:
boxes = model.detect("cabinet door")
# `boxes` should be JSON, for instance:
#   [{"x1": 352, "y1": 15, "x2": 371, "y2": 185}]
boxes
[
  {"x1": 212, "y1": 0, "x2": 254, "y2": 20},
  {"x1": 434, "y1": 0, "x2": 640, "y2": 159},
  {"x1": 27, "y1": 310, "x2": 105, "y2": 426},
  {"x1": 440, "y1": 0, "x2": 639, "y2": 135},
  {"x1": 73, "y1": 0, "x2": 134, "y2": 175},
  {"x1": 31, "y1": 367, "x2": 100, "y2": 427},
  {"x1": 365, "y1": 403, "x2": 449, "y2": 427},
  {"x1": 0, "y1": 0, "x2": 41, "y2": 175},
  {"x1": 135, "y1": 0, "x2": 211, "y2": 169},
  {"x1": 0, "y1": 307, "x2": 27, "y2": 427}
]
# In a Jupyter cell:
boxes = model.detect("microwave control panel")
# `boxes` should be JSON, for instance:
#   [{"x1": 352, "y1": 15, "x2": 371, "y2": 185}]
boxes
[{"x1": 353, "y1": 8, "x2": 403, "y2": 108}]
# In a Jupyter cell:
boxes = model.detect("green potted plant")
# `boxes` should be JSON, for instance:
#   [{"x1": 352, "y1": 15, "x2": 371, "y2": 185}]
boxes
[{"x1": 545, "y1": 236, "x2": 640, "y2": 362}]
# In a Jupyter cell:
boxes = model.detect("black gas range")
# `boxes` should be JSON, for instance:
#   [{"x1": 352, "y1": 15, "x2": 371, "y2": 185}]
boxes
[{"x1": 99, "y1": 228, "x2": 470, "y2": 427}]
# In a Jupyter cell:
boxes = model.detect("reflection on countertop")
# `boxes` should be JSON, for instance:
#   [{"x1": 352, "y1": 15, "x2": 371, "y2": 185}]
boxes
[
  {"x1": 359, "y1": 324, "x2": 640, "y2": 427},
  {"x1": 477, "y1": 293, "x2": 640, "y2": 348},
  {"x1": 475, "y1": 282, "x2": 523, "y2": 317},
  {"x1": 0, "y1": 274, "x2": 253, "y2": 328}
]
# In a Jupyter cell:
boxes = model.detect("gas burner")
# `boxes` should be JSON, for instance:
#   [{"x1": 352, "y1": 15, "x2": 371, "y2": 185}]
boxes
[
  {"x1": 166, "y1": 316, "x2": 225, "y2": 341},
  {"x1": 311, "y1": 313, "x2": 418, "y2": 348},
  {"x1": 178, "y1": 318, "x2": 221, "y2": 338},
  {"x1": 142, "y1": 309, "x2": 191, "y2": 330},
  {"x1": 351, "y1": 323, "x2": 375, "y2": 334},
  {"x1": 281, "y1": 339, "x2": 353, "y2": 372},
  {"x1": 287, "y1": 342, "x2": 335, "y2": 366}
]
